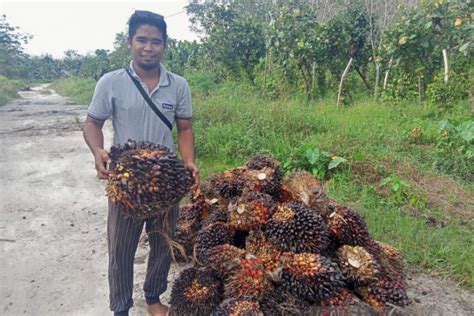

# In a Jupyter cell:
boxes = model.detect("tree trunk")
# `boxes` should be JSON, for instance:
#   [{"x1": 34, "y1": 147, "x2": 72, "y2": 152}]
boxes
[
  {"x1": 442, "y1": 48, "x2": 449, "y2": 84},
  {"x1": 355, "y1": 67, "x2": 371, "y2": 91},
  {"x1": 337, "y1": 58, "x2": 353, "y2": 107},
  {"x1": 383, "y1": 57, "x2": 393, "y2": 90},
  {"x1": 374, "y1": 62, "x2": 381, "y2": 100}
]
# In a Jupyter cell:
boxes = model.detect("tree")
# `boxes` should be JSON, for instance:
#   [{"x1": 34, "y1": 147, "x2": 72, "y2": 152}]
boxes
[{"x1": 0, "y1": 15, "x2": 32, "y2": 78}]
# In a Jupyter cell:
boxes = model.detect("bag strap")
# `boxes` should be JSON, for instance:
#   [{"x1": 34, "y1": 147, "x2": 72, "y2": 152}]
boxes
[{"x1": 125, "y1": 68, "x2": 173, "y2": 131}]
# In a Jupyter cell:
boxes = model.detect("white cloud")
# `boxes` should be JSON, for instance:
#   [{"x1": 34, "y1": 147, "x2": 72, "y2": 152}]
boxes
[{"x1": 1, "y1": 0, "x2": 199, "y2": 58}]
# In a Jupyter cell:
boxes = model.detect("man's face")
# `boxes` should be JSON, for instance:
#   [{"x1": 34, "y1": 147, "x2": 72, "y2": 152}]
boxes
[{"x1": 129, "y1": 24, "x2": 165, "y2": 71}]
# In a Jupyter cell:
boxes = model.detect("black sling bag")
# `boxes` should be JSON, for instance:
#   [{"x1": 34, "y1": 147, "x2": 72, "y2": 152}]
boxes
[{"x1": 125, "y1": 68, "x2": 173, "y2": 131}]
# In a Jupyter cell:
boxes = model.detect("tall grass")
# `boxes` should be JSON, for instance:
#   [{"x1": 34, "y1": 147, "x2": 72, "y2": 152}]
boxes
[
  {"x1": 50, "y1": 77, "x2": 96, "y2": 105},
  {"x1": 0, "y1": 76, "x2": 28, "y2": 106}
]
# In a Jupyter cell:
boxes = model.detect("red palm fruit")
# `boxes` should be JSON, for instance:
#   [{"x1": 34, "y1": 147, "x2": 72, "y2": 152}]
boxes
[
  {"x1": 357, "y1": 275, "x2": 411, "y2": 308},
  {"x1": 225, "y1": 256, "x2": 270, "y2": 300},
  {"x1": 245, "y1": 230, "x2": 281, "y2": 273},
  {"x1": 207, "y1": 244, "x2": 246, "y2": 278}
]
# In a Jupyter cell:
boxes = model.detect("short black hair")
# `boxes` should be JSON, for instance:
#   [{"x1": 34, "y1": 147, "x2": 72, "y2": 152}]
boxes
[{"x1": 128, "y1": 10, "x2": 167, "y2": 43}]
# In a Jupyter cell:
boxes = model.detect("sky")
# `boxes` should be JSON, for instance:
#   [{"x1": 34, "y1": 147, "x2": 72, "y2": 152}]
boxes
[{"x1": 1, "y1": 0, "x2": 200, "y2": 58}]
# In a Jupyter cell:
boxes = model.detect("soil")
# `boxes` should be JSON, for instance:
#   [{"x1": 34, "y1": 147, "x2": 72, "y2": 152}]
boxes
[{"x1": 1, "y1": 85, "x2": 473, "y2": 315}]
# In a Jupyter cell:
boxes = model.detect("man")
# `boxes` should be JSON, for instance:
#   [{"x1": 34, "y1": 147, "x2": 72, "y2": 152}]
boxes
[{"x1": 83, "y1": 10, "x2": 199, "y2": 316}]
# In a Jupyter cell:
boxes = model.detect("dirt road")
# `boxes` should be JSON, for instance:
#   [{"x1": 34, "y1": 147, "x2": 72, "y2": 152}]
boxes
[{"x1": 1, "y1": 85, "x2": 473, "y2": 315}]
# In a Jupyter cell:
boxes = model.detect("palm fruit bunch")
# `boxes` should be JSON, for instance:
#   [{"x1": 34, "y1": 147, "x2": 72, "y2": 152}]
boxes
[
  {"x1": 375, "y1": 240, "x2": 405, "y2": 274},
  {"x1": 279, "y1": 252, "x2": 346, "y2": 303},
  {"x1": 106, "y1": 140, "x2": 192, "y2": 218},
  {"x1": 207, "y1": 244, "x2": 246, "y2": 278},
  {"x1": 169, "y1": 267, "x2": 223, "y2": 316},
  {"x1": 211, "y1": 298, "x2": 262, "y2": 316},
  {"x1": 337, "y1": 245, "x2": 381, "y2": 285},
  {"x1": 264, "y1": 203, "x2": 330, "y2": 253},
  {"x1": 194, "y1": 222, "x2": 234, "y2": 265},
  {"x1": 173, "y1": 195, "x2": 207, "y2": 262},
  {"x1": 201, "y1": 167, "x2": 248, "y2": 202},
  {"x1": 357, "y1": 275, "x2": 411, "y2": 309},
  {"x1": 228, "y1": 191, "x2": 275, "y2": 231},
  {"x1": 259, "y1": 286, "x2": 311, "y2": 316},
  {"x1": 323, "y1": 205, "x2": 397, "y2": 274},
  {"x1": 245, "y1": 230, "x2": 281, "y2": 274},
  {"x1": 283, "y1": 171, "x2": 327, "y2": 212},
  {"x1": 170, "y1": 154, "x2": 411, "y2": 314},
  {"x1": 225, "y1": 256, "x2": 270, "y2": 300},
  {"x1": 245, "y1": 154, "x2": 284, "y2": 197}
]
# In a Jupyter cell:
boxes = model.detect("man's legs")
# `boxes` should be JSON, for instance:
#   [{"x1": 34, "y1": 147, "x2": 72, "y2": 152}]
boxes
[
  {"x1": 143, "y1": 204, "x2": 180, "y2": 305},
  {"x1": 108, "y1": 200, "x2": 145, "y2": 314}
]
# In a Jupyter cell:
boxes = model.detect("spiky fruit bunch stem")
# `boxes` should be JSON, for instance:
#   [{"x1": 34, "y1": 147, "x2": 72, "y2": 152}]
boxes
[
  {"x1": 264, "y1": 203, "x2": 330, "y2": 253},
  {"x1": 169, "y1": 267, "x2": 223, "y2": 316},
  {"x1": 106, "y1": 140, "x2": 192, "y2": 218},
  {"x1": 337, "y1": 245, "x2": 381, "y2": 284},
  {"x1": 225, "y1": 257, "x2": 269, "y2": 300},
  {"x1": 279, "y1": 252, "x2": 346, "y2": 303}
]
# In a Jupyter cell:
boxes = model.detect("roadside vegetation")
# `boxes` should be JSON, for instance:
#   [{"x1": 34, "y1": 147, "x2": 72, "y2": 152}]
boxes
[
  {"x1": 1, "y1": 1, "x2": 472, "y2": 287},
  {"x1": 0, "y1": 76, "x2": 28, "y2": 106}
]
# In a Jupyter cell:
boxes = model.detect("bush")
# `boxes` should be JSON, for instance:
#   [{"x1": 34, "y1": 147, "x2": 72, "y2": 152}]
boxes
[
  {"x1": 426, "y1": 71, "x2": 470, "y2": 108},
  {"x1": 50, "y1": 77, "x2": 96, "y2": 105},
  {"x1": 0, "y1": 76, "x2": 28, "y2": 106}
]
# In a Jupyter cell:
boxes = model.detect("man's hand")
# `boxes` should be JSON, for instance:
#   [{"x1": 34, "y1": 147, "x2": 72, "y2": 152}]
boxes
[
  {"x1": 184, "y1": 162, "x2": 200, "y2": 190},
  {"x1": 94, "y1": 149, "x2": 112, "y2": 180}
]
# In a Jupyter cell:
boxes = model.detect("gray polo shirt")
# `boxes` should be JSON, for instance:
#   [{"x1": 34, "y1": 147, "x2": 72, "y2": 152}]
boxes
[{"x1": 87, "y1": 62, "x2": 192, "y2": 152}]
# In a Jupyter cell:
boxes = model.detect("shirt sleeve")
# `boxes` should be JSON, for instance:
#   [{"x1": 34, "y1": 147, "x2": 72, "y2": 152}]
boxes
[
  {"x1": 175, "y1": 79, "x2": 192, "y2": 120},
  {"x1": 87, "y1": 74, "x2": 113, "y2": 121}
]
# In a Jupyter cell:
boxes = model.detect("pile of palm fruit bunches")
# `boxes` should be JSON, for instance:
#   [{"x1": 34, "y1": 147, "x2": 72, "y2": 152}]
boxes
[
  {"x1": 106, "y1": 140, "x2": 193, "y2": 219},
  {"x1": 169, "y1": 154, "x2": 411, "y2": 316}
]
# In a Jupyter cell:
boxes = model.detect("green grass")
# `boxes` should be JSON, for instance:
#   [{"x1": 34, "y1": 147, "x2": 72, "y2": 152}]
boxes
[
  {"x1": 50, "y1": 76, "x2": 96, "y2": 105},
  {"x1": 0, "y1": 76, "x2": 28, "y2": 106},
  {"x1": 50, "y1": 76, "x2": 473, "y2": 287}
]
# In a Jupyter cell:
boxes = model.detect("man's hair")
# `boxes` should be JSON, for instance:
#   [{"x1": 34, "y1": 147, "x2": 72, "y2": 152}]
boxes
[{"x1": 128, "y1": 10, "x2": 167, "y2": 43}]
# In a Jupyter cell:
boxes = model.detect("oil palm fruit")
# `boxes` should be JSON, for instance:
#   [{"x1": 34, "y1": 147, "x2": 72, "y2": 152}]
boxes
[
  {"x1": 106, "y1": 140, "x2": 192, "y2": 218},
  {"x1": 357, "y1": 275, "x2": 411, "y2": 308},
  {"x1": 207, "y1": 244, "x2": 246, "y2": 278},
  {"x1": 228, "y1": 191, "x2": 275, "y2": 231},
  {"x1": 194, "y1": 222, "x2": 234, "y2": 265},
  {"x1": 264, "y1": 203, "x2": 330, "y2": 253},
  {"x1": 337, "y1": 245, "x2": 381, "y2": 285},
  {"x1": 319, "y1": 288, "x2": 359, "y2": 306},
  {"x1": 259, "y1": 285, "x2": 311, "y2": 316},
  {"x1": 201, "y1": 168, "x2": 248, "y2": 201},
  {"x1": 279, "y1": 252, "x2": 346, "y2": 303},
  {"x1": 245, "y1": 155, "x2": 283, "y2": 197},
  {"x1": 245, "y1": 230, "x2": 281, "y2": 273},
  {"x1": 211, "y1": 298, "x2": 262, "y2": 316},
  {"x1": 169, "y1": 267, "x2": 223, "y2": 316},
  {"x1": 284, "y1": 171, "x2": 327, "y2": 209},
  {"x1": 225, "y1": 256, "x2": 270, "y2": 300}
]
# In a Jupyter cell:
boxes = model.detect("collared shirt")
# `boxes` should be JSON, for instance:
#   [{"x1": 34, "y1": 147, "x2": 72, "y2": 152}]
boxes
[{"x1": 87, "y1": 62, "x2": 192, "y2": 152}]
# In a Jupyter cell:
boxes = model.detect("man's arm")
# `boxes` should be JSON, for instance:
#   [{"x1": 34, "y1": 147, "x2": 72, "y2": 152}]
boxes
[
  {"x1": 83, "y1": 116, "x2": 111, "y2": 180},
  {"x1": 176, "y1": 118, "x2": 199, "y2": 189}
]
